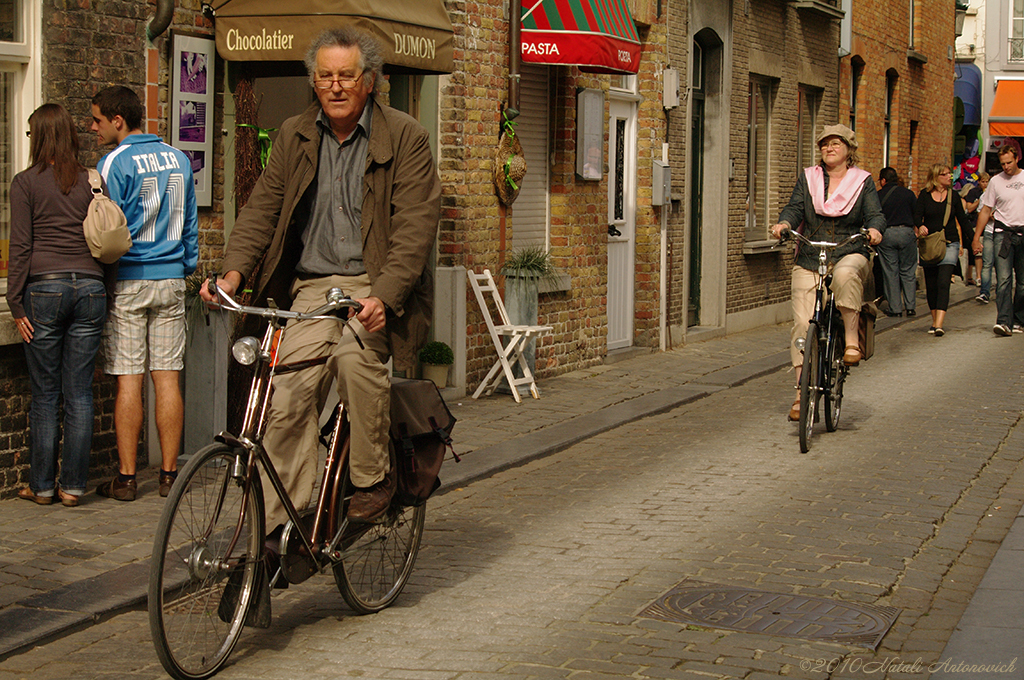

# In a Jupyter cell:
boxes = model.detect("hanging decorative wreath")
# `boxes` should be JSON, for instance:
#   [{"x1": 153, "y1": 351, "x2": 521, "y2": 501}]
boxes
[{"x1": 493, "y1": 109, "x2": 527, "y2": 206}]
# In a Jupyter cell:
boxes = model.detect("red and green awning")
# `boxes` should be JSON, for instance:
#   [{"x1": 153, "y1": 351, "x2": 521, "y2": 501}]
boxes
[{"x1": 521, "y1": 0, "x2": 641, "y2": 75}]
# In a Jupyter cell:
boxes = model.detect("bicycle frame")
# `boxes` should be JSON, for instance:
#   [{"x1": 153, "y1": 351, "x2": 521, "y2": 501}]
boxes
[{"x1": 208, "y1": 283, "x2": 362, "y2": 581}]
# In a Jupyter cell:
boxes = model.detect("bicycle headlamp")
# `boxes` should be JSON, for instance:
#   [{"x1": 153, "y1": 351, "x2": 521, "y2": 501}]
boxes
[
  {"x1": 794, "y1": 337, "x2": 806, "y2": 353},
  {"x1": 231, "y1": 336, "x2": 261, "y2": 365}
]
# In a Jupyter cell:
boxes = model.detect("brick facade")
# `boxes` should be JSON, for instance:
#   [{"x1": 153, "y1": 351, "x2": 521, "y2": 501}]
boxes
[
  {"x1": 1, "y1": 0, "x2": 960, "y2": 495},
  {"x1": 0, "y1": 1, "x2": 223, "y2": 498},
  {"x1": 442, "y1": 1, "x2": 670, "y2": 384},
  {"x1": 839, "y1": 0, "x2": 955, "y2": 192}
]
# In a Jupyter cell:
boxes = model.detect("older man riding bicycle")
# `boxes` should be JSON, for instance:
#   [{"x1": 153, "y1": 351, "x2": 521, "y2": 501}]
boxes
[{"x1": 200, "y1": 27, "x2": 440, "y2": 552}]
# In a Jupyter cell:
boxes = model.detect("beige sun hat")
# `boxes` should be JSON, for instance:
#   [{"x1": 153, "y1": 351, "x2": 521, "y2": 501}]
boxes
[{"x1": 815, "y1": 123, "x2": 858, "y2": 150}]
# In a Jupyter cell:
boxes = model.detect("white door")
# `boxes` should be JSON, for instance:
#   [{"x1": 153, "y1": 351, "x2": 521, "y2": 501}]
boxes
[{"x1": 607, "y1": 98, "x2": 637, "y2": 350}]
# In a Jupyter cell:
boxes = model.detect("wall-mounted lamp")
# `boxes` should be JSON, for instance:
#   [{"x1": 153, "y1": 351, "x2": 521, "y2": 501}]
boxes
[{"x1": 955, "y1": 0, "x2": 968, "y2": 38}]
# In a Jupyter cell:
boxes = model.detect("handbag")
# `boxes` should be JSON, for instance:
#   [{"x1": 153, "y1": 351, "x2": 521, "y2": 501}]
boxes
[
  {"x1": 83, "y1": 169, "x2": 131, "y2": 264},
  {"x1": 917, "y1": 189, "x2": 950, "y2": 266},
  {"x1": 389, "y1": 377, "x2": 459, "y2": 507}
]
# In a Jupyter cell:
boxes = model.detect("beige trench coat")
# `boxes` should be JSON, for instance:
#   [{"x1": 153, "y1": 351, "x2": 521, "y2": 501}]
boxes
[{"x1": 221, "y1": 98, "x2": 441, "y2": 370}]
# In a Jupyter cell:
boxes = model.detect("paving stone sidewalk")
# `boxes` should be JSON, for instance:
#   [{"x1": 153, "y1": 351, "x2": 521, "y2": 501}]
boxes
[{"x1": 0, "y1": 282, "x2": 994, "y2": 663}]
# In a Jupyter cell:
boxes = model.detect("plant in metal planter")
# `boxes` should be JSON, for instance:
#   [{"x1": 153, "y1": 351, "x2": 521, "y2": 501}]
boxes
[
  {"x1": 418, "y1": 340, "x2": 454, "y2": 389},
  {"x1": 500, "y1": 247, "x2": 556, "y2": 391}
]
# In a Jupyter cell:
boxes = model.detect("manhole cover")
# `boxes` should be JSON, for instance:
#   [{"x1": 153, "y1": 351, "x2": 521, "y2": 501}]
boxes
[{"x1": 638, "y1": 582, "x2": 899, "y2": 650}]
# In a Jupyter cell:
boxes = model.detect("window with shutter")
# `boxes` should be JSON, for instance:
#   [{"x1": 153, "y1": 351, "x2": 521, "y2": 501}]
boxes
[{"x1": 510, "y1": 63, "x2": 550, "y2": 251}]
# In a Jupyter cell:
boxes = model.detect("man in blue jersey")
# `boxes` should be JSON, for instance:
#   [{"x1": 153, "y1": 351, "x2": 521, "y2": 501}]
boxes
[{"x1": 91, "y1": 86, "x2": 198, "y2": 501}]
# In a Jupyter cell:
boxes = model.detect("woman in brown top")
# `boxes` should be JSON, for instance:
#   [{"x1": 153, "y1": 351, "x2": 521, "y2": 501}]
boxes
[{"x1": 9, "y1": 104, "x2": 108, "y2": 507}]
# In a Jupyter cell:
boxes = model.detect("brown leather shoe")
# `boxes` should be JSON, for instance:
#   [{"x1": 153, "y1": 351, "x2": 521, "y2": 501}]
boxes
[
  {"x1": 58, "y1": 489, "x2": 80, "y2": 507},
  {"x1": 843, "y1": 345, "x2": 862, "y2": 366},
  {"x1": 18, "y1": 487, "x2": 53, "y2": 505},
  {"x1": 159, "y1": 472, "x2": 176, "y2": 498},
  {"x1": 788, "y1": 398, "x2": 800, "y2": 422},
  {"x1": 96, "y1": 476, "x2": 137, "y2": 502},
  {"x1": 346, "y1": 469, "x2": 396, "y2": 523}
]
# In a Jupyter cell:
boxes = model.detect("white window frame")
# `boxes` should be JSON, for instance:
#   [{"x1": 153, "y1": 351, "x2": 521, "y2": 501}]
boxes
[
  {"x1": 1011, "y1": 0, "x2": 1024, "y2": 62},
  {"x1": 746, "y1": 76, "x2": 774, "y2": 242},
  {"x1": 0, "y1": 0, "x2": 41, "y2": 295},
  {"x1": 797, "y1": 85, "x2": 821, "y2": 173},
  {"x1": 610, "y1": 74, "x2": 638, "y2": 95}
]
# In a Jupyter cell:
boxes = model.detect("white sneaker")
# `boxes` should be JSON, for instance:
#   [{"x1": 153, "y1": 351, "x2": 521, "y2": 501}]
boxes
[
  {"x1": 994, "y1": 324, "x2": 1012, "y2": 336},
  {"x1": 1014, "y1": 325, "x2": 1024, "y2": 334}
]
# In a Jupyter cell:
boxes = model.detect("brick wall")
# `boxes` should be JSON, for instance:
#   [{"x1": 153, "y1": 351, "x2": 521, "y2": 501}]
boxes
[
  {"x1": 0, "y1": 1, "x2": 223, "y2": 497},
  {"x1": 443, "y1": 1, "x2": 671, "y2": 385},
  {"x1": 840, "y1": 0, "x2": 955, "y2": 192},
  {"x1": 727, "y1": 2, "x2": 840, "y2": 316}
]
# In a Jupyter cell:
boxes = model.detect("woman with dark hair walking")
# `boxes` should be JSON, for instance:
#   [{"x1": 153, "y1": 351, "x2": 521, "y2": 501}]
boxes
[{"x1": 10, "y1": 103, "x2": 109, "y2": 507}]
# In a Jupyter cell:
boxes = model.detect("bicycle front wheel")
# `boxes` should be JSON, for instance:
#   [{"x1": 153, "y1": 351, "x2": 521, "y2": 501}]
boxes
[
  {"x1": 149, "y1": 443, "x2": 265, "y2": 680},
  {"x1": 798, "y1": 322, "x2": 820, "y2": 453},
  {"x1": 333, "y1": 476, "x2": 425, "y2": 614}
]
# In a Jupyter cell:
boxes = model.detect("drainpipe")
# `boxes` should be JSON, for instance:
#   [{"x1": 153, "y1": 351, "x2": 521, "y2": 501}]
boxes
[
  {"x1": 507, "y1": 0, "x2": 521, "y2": 118},
  {"x1": 147, "y1": 0, "x2": 175, "y2": 42}
]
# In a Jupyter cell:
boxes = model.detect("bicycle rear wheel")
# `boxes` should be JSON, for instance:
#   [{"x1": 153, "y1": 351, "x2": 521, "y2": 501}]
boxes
[
  {"x1": 824, "y1": 321, "x2": 845, "y2": 432},
  {"x1": 332, "y1": 469, "x2": 425, "y2": 614},
  {"x1": 798, "y1": 322, "x2": 820, "y2": 453},
  {"x1": 149, "y1": 443, "x2": 265, "y2": 680}
]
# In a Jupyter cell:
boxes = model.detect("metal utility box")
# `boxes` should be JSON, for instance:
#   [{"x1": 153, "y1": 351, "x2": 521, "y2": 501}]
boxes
[{"x1": 652, "y1": 160, "x2": 671, "y2": 206}]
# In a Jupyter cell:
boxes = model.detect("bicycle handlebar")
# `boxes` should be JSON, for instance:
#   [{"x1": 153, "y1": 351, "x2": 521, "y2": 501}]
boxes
[
  {"x1": 207, "y1": 274, "x2": 364, "y2": 321},
  {"x1": 776, "y1": 227, "x2": 869, "y2": 250}
]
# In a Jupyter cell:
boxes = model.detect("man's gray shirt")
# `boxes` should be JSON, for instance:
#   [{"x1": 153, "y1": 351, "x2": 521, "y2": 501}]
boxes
[{"x1": 296, "y1": 104, "x2": 372, "y2": 277}]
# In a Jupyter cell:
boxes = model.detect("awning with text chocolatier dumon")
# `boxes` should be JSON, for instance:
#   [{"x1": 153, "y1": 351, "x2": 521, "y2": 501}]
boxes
[{"x1": 212, "y1": 0, "x2": 454, "y2": 74}]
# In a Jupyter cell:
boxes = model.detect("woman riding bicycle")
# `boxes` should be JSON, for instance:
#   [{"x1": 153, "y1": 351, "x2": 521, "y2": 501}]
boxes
[{"x1": 769, "y1": 124, "x2": 885, "y2": 421}]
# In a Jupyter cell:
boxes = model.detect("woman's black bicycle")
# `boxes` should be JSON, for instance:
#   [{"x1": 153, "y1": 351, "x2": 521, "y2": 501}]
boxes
[
  {"x1": 148, "y1": 278, "x2": 426, "y2": 680},
  {"x1": 778, "y1": 228, "x2": 868, "y2": 453}
]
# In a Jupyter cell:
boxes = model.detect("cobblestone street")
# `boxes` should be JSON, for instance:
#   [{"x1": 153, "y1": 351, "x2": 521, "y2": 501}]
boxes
[{"x1": 2, "y1": 298, "x2": 1022, "y2": 679}]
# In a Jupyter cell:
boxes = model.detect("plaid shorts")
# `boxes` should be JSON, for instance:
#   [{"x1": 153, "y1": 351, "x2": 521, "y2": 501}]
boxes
[{"x1": 103, "y1": 279, "x2": 186, "y2": 374}]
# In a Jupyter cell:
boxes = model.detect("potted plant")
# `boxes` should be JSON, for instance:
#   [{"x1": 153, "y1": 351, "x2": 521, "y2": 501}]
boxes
[
  {"x1": 418, "y1": 340, "x2": 454, "y2": 389},
  {"x1": 501, "y1": 247, "x2": 556, "y2": 388}
]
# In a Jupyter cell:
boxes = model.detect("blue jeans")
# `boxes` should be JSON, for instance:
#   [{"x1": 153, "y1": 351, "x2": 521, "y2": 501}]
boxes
[
  {"x1": 993, "y1": 231, "x2": 1024, "y2": 328},
  {"x1": 980, "y1": 231, "x2": 994, "y2": 297},
  {"x1": 22, "y1": 278, "x2": 106, "y2": 494},
  {"x1": 876, "y1": 225, "x2": 917, "y2": 313}
]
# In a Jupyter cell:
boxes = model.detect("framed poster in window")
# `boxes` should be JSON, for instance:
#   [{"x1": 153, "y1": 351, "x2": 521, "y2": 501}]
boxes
[{"x1": 171, "y1": 31, "x2": 214, "y2": 207}]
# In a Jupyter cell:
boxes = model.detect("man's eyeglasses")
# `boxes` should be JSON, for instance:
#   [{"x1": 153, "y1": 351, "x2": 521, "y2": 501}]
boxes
[{"x1": 313, "y1": 72, "x2": 364, "y2": 90}]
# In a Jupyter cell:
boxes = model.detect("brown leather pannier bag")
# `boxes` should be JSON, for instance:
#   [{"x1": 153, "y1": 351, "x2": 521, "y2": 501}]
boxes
[{"x1": 389, "y1": 377, "x2": 458, "y2": 506}]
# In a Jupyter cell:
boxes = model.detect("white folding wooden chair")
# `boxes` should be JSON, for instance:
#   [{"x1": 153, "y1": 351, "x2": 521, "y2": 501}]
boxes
[{"x1": 467, "y1": 269, "x2": 553, "y2": 403}]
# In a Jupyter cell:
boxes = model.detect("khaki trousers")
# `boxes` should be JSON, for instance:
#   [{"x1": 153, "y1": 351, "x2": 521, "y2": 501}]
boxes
[
  {"x1": 262, "y1": 274, "x2": 391, "y2": 529},
  {"x1": 789, "y1": 254, "x2": 869, "y2": 367}
]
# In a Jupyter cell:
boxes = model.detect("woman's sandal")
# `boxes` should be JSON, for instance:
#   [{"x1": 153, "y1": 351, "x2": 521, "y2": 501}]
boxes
[
  {"x1": 843, "y1": 345, "x2": 862, "y2": 366},
  {"x1": 788, "y1": 394, "x2": 800, "y2": 422}
]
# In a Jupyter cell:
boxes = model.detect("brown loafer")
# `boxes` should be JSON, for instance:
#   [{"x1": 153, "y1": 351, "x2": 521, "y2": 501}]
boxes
[
  {"x1": 96, "y1": 476, "x2": 137, "y2": 502},
  {"x1": 58, "y1": 489, "x2": 80, "y2": 507},
  {"x1": 788, "y1": 398, "x2": 800, "y2": 422},
  {"x1": 843, "y1": 346, "x2": 862, "y2": 366},
  {"x1": 18, "y1": 487, "x2": 53, "y2": 505},
  {"x1": 346, "y1": 469, "x2": 396, "y2": 523},
  {"x1": 159, "y1": 472, "x2": 176, "y2": 498}
]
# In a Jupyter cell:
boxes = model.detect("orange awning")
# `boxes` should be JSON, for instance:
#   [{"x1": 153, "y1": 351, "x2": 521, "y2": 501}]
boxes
[{"x1": 989, "y1": 80, "x2": 1024, "y2": 137}]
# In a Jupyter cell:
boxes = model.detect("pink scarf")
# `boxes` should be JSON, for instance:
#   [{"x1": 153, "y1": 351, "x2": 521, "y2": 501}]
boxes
[{"x1": 805, "y1": 165, "x2": 872, "y2": 217}]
